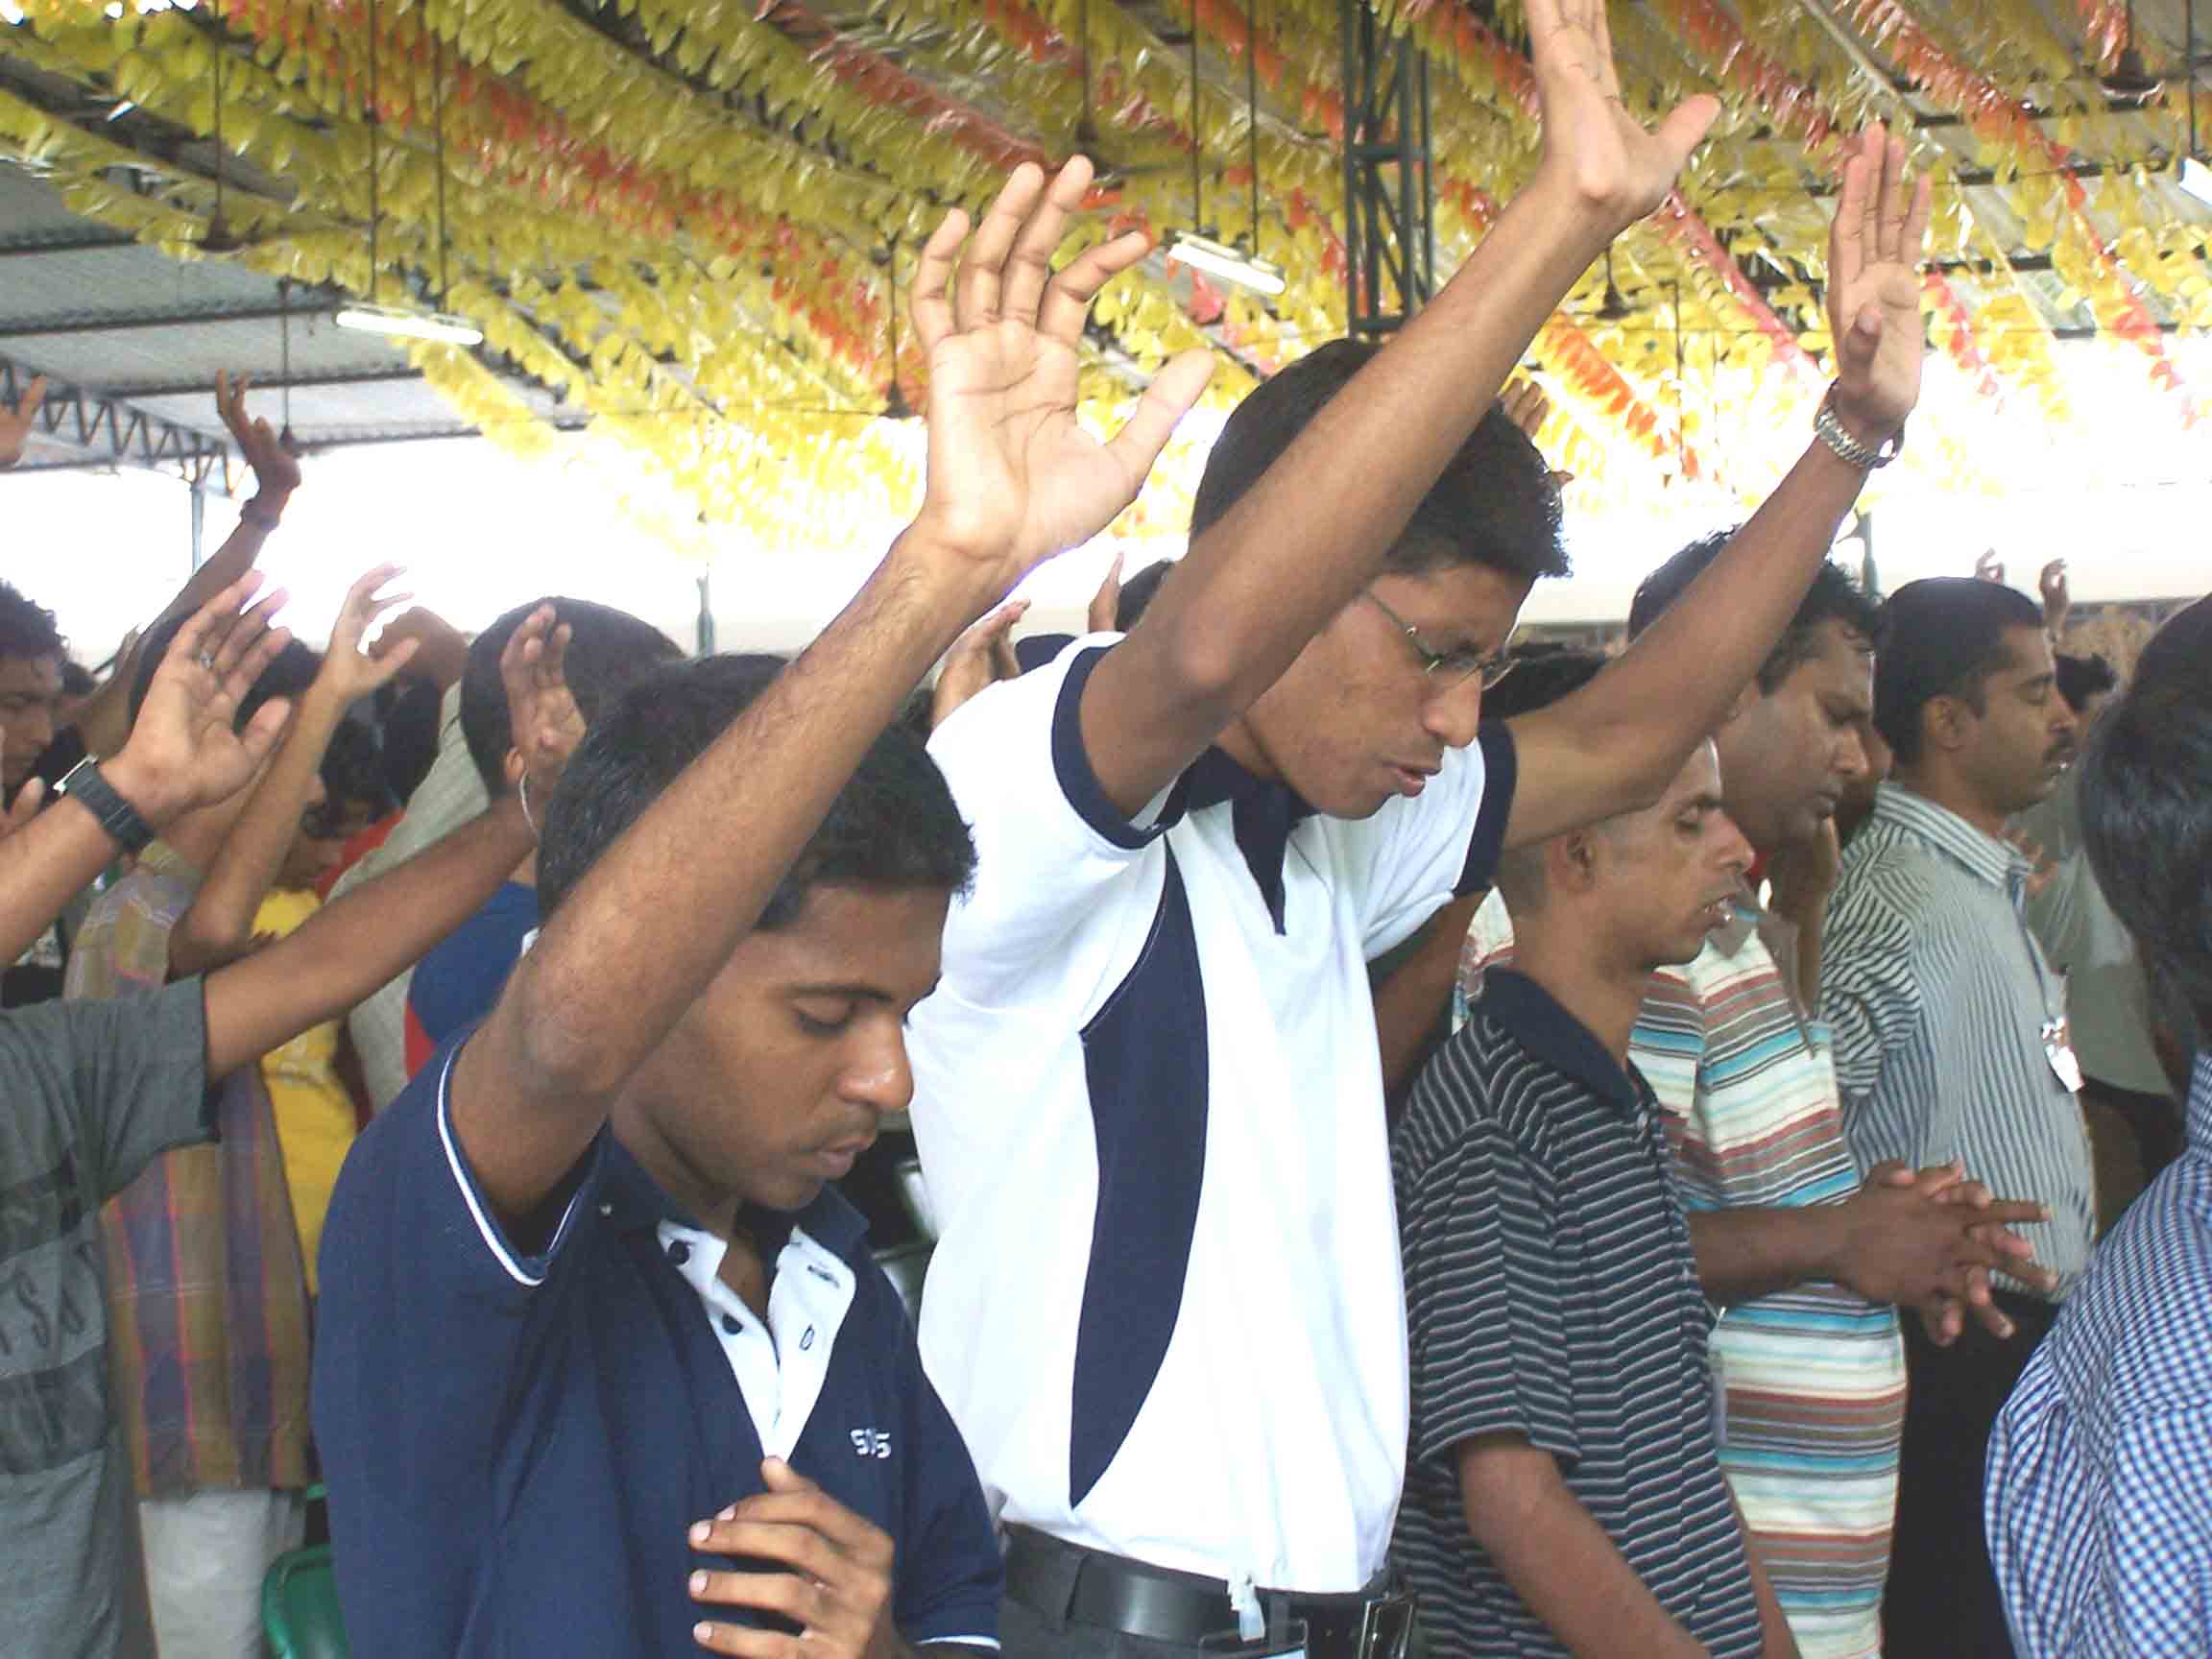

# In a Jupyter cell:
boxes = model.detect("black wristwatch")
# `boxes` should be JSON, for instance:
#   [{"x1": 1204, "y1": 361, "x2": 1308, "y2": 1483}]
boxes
[{"x1": 56, "y1": 757, "x2": 156, "y2": 854}]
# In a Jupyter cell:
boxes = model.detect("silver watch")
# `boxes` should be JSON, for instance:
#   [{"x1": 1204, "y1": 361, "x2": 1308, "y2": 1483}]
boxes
[{"x1": 1814, "y1": 386, "x2": 1903, "y2": 470}]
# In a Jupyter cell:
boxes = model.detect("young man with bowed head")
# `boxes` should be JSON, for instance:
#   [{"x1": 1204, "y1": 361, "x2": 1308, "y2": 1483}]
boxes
[
  {"x1": 309, "y1": 157, "x2": 1216, "y2": 1659},
  {"x1": 1986, "y1": 596, "x2": 2212, "y2": 1656},
  {"x1": 0, "y1": 576, "x2": 582, "y2": 1659},
  {"x1": 1821, "y1": 576, "x2": 2092, "y2": 1655},
  {"x1": 904, "y1": 0, "x2": 1931, "y2": 1645}
]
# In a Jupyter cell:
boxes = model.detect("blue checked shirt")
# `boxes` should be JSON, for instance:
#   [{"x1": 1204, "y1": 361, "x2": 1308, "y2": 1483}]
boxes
[{"x1": 1985, "y1": 1051, "x2": 2212, "y2": 1655}]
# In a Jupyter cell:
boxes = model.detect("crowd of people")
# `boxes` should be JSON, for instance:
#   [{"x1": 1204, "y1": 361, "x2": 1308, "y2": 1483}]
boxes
[{"x1": 2, "y1": 4, "x2": 2206, "y2": 1656}]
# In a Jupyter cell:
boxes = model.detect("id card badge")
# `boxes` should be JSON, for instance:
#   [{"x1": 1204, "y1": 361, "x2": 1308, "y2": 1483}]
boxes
[{"x1": 2043, "y1": 1017, "x2": 2084, "y2": 1094}]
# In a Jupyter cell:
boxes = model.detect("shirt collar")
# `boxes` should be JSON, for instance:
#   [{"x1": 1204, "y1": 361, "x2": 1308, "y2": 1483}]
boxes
[
  {"x1": 601, "y1": 1138, "x2": 871, "y2": 1266},
  {"x1": 2187, "y1": 1052, "x2": 2212, "y2": 1157},
  {"x1": 1870, "y1": 783, "x2": 2031, "y2": 892},
  {"x1": 1182, "y1": 746, "x2": 1316, "y2": 935},
  {"x1": 1478, "y1": 967, "x2": 1647, "y2": 1118}
]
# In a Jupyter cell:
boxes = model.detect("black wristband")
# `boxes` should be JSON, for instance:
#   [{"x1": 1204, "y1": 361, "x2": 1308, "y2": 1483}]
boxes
[{"x1": 56, "y1": 757, "x2": 156, "y2": 854}]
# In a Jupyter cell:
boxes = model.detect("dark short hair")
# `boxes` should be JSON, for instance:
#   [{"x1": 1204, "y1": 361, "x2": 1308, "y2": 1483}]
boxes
[
  {"x1": 1482, "y1": 646, "x2": 1608, "y2": 721},
  {"x1": 2079, "y1": 596, "x2": 2212, "y2": 1042},
  {"x1": 461, "y1": 598, "x2": 683, "y2": 796},
  {"x1": 2055, "y1": 652, "x2": 2119, "y2": 717},
  {"x1": 60, "y1": 661, "x2": 97, "y2": 699},
  {"x1": 537, "y1": 654, "x2": 978, "y2": 928},
  {"x1": 1872, "y1": 578, "x2": 2044, "y2": 766},
  {"x1": 1189, "y1": 340, "x2": 1568, "y2": 583},
  {"x1": 128, "y1": 609, "x2": 322, "y2": 733},
  {"x1": 319, "y1": 717, "x2": 395, "y2": 819},
  {"x1": 0, "y1": 582, "x2": 64, "y2": 664},
  {"x1": 374, "y1": 676, "x2": 445, "y2": 805},
  {"x1": 1630, "y1": 532, "x2": 1879, "y2": 692},
  {"x1": 1117, "y1": 561, "x2": 1173, "y2": 631}
]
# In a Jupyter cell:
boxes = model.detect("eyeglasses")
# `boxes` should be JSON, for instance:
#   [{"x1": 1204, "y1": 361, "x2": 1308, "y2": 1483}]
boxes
[{"x1": 1362, "y1": 591, "x2": 1516, "y2": 690}]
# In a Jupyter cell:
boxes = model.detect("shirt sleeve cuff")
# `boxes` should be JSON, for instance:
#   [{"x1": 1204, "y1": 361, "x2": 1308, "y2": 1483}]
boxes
[
  {"x1": 1051, "y1": 644, "x2": 1188, "y2": 851},
  {"x1": 433, "y1": 1038, "x2": 600, "y2": 1289},
  {"x1": 1456, "y1": 721, "x2": 1519, "y2": 896}
]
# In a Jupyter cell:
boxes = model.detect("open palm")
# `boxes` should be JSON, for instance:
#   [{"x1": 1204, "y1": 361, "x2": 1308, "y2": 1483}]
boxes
[
  {"x1": 910, "y1": 159, "x2": 1212, "y2": 594},
  {"x1": 1826, "y1": 123, "x2": 1933, "y2": 438},
  {"x1": 1527, "y1": 0, "x2": 1719, "y2": 228},
  {"x1": 120, "y1": 577, "x2": 297, "y2": 817}
]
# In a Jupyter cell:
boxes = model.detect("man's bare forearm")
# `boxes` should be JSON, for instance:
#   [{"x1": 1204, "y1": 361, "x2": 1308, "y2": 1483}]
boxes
[
  {"x1": 171, "y1": 685, "x2": 347, "y2": 977},
  {"x1": 1082, "y1": 184, "x2": 1619, "y2": 816},
  {"x1": 452, "y1": 540, "x2": 1003, "y2": 1223},
  {"x1": 1692, "y1": 1207, "x2": 1848, "y2": 1307}
]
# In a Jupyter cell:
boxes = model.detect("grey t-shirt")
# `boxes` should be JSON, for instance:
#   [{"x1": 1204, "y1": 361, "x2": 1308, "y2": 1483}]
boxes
[{"x1": 1, "y1": 978, "x2": 213, "y2": 1659}]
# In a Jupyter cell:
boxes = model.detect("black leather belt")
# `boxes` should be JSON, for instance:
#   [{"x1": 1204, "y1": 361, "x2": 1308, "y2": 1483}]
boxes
[{"x1": 1004, "y1": 1526, "x2": 1413, "y2": 1657}]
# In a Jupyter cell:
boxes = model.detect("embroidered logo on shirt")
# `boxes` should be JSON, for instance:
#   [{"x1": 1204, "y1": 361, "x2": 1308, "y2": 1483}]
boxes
[{"x1": 850, "y1": 1429, "x2": 893, "y2": 1459}]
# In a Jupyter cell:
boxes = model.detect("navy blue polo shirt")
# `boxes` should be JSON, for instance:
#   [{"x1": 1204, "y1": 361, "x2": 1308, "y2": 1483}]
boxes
[{"x1": 312, "y1": 1032, "x2": 1002, "y2": 1657}]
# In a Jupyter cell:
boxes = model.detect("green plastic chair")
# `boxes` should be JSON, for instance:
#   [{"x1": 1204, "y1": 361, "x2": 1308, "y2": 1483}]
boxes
[{"x1": 261, "y1": 1542, "x2": 349, "y2": 1659}]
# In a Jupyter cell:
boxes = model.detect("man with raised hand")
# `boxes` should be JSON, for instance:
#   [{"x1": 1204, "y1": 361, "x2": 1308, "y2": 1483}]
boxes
[
  {"x1": 0, "y1": 576, "x2": 582, "y2": 1659},
  {"x1": 905, "y1": 1, "x2": 1932, "y2": 1648},
  {"x1": 308, "y1": 159, "x2": 1212, "y2": 1659}
]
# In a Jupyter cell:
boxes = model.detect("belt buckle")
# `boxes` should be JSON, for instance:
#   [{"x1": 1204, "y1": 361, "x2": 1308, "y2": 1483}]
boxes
[{"x1": 1355, "y1": 1592, "x2": 1415, "y2": 1659}]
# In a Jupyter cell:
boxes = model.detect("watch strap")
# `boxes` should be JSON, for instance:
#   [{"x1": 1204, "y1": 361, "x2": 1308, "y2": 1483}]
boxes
[
  {"x1": 1814, "y1": 385, "x2": 1903, "y2": 470},
  {"x1": 57, "y1": 757, "x2": 156, "y2": 855}
]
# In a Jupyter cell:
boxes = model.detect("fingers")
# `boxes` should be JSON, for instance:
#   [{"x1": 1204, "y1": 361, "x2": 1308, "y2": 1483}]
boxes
[
  {"x1": 1901, "y1": 171, "x2": 1934, "y2": 267},
  {"x1": 1089, "y1": 552, "x2": 1124, "y2": 636},
  {"x1": 211, "y1": 589, "x2": 291, "y2": 689},
  {"x1": 1875, "y1": 131, "x2": 1908, "y2": 265},
  {"x1": 1831, "y1": 136, "x2": 1872, "y2": 297},
  {"x1": 1003, "y1": 156, "x2": 1096, "y2": 327},
  {"x1": 1, "y1": 779, "x2": 44, "y2": 839},
  {"x1": 1966, "y1": 1198, "x2": 2051, "y2": 1230},
  {"x1": 235, "y1": 696, "x2": 293, "y2": 771},
  {"x1": 1867, "y1": 1159, "x2": 1917, "y2": 1188},
  {"x1": 690, "y1": 1621, "x2": 790, "y2": 1656},
  {"x1": 336, "y1": 564, "x2": 408, "y2": 638},
  {"x1": 1038, "y1": 228, "x2": 1155, "y2": 346},
  {"x1": 1101, "y1": 349, "x2": 1214, "y2": 493},
  {"x1": 957, "y1": 161, "x2": 1049, "y2": 332},
  {"x1": 909, "y1": 207, "x2": 971, "y2": 359},
  {"x1": 161, "y1": 573, "x2": 269, "y2": 681}
]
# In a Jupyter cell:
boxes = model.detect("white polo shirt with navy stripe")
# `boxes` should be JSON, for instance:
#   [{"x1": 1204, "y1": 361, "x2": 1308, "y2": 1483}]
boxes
[
  {"x1": 909, "y1": 637, "x2": 1515, "y2": 1595},
  {"x1": 312, "y1": 1031, "x2": 1003, "y2": 1656}
]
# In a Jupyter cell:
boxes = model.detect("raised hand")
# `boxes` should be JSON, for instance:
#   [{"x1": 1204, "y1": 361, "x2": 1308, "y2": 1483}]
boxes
[
  {"x1": 312, "y1": 565, "x2": 420, "y2": 707},
  {"x1": 497, "y1": 605, "x2": 587, "y2": 827},
  {"x1": 931, "y1": 596, "x2": 1029, "y2": 732},
  {"x1": 1526, "y1": 0, "x2": 1719, "y2": 228},
  {"x1": 1826, "y1": 122, "x2": 1934, "y2": 443},
  {"x1": 107, "y1": 576, "x2": 295, "y2": 822},
  {"x1": 370, "y1": 605, "x2": 470, "y2": 689},
  {"x1": 1975, "y1": 549, "x2": 2008, "y2": 586},
  {"x1": 2038, "y1": 559, "x2": 2071, "y2": 635},
  {"x1": 216, "y1": 369, "x2": 303, "y2": 501},
  {"x1": 0, "y1": 374, "x2": 46, "y2": 470},
  {"x1": 908, "y1": 156, "x2": 1214, "y2": 593}
]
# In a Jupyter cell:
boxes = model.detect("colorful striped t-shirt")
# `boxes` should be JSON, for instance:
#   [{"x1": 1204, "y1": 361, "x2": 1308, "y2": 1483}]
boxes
[{"x1": 1459, "y1": 886, "x2": 1904, "y2": 1659}]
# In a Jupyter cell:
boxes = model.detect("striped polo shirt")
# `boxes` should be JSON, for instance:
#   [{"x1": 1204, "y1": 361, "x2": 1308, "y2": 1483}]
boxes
[
  {"x1": 1820, "y1": 785, "x2": 2096, "y2": 1293},
  {"x1": 1395, "y1": 968, "x2": 1763, "y2": 1658},
  {"x1": 1457, "y1": 889, "x2": 1904, "y2": 1658}
]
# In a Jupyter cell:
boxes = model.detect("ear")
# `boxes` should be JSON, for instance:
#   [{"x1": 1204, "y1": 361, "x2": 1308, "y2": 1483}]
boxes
[
  {"x1": 1549, "y1": 830, "x2": 1603, "y2": 897},
  {"x1": 502, "y1": 745, "x2": 527, "y2": 792},
  {"x1": 1925, "y1": 693, "x2": 1975, "y2": 756}
]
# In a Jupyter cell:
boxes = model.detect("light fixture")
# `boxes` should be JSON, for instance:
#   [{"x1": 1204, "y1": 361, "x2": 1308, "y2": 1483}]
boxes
[
  {"x1": 335, "y1": 301, "x2": 484, "y2": 345},
  {"x1": 198, "y1": 37, "x2": 249, "y2": 254},
  {"x1": 1165, "y1": 229, "x2": 1286, "y2": 296},
  {"x1": 2100, "y1": 0, "x2": 2163, "y2": 104},
  {"x1": 1162, "y1": 25, "x2": 1284, "y2": 299}
]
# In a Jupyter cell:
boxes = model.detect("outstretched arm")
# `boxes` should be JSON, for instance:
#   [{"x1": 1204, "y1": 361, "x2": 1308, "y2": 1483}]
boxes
[
  {"x1": 1503, "y1": 124, "x2": 1931, "y2": 849},
  {"x1": 71, "y1": 373, "x2": 305, "y2": 760},
  {"x1": 171, "y1": 565, "x2": 420, "y2": 977},
  {"x1": 450, "y1": 159, "x2": 1209, "y2": 1227},
  {"x1": 1077, "y1": 0, "x2": 1720, "y2": 817},
  {"x1": 0, "y1": 580, "x2": 293, "y2": 966}
]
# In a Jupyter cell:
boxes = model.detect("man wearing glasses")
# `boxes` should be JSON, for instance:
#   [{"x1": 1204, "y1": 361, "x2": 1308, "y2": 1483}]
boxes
[{"x1": 905, "y1": 31, "x2": 1930, "y2": 1650}]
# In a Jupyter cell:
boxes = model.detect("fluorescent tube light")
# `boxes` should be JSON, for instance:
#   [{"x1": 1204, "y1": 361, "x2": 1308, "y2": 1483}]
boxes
[
  {"x1": 1164, "y1": 230, "x2": 1286, "y2": 298},
  {"x1": 2178, "y1": 156, "x2": 2212, "y2": 210},
  {"x1": 334, "y1": 303, "x2": 484, "y2": 347}
]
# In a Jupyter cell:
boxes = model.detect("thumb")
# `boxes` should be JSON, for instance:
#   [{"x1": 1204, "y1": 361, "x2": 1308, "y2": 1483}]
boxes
[
  {"x1": 1654, "y1": 95, "x2": 1721, "y2": 173},
  {"x1": 1837, "y1": 304, "x2": 1883, "y2": 376},
  {"x1": 237, "y1": 697, "x2": 293, "y2": 767},
  {"x1": 759, "y1": 1456, "x2": 818, "y2": 1494},
  {"x1": 1103, "y1": 350, "x2": 1214, "y2": 485}
]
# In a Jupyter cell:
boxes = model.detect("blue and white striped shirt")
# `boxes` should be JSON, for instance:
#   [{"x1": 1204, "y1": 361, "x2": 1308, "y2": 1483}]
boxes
[
  {"x1": 1985, "y1": 1053, "x2": 2212, "y2": 1655},
  {"x1": 1821, "y1": 785, "x2": 2098, "y2": 1292}
]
